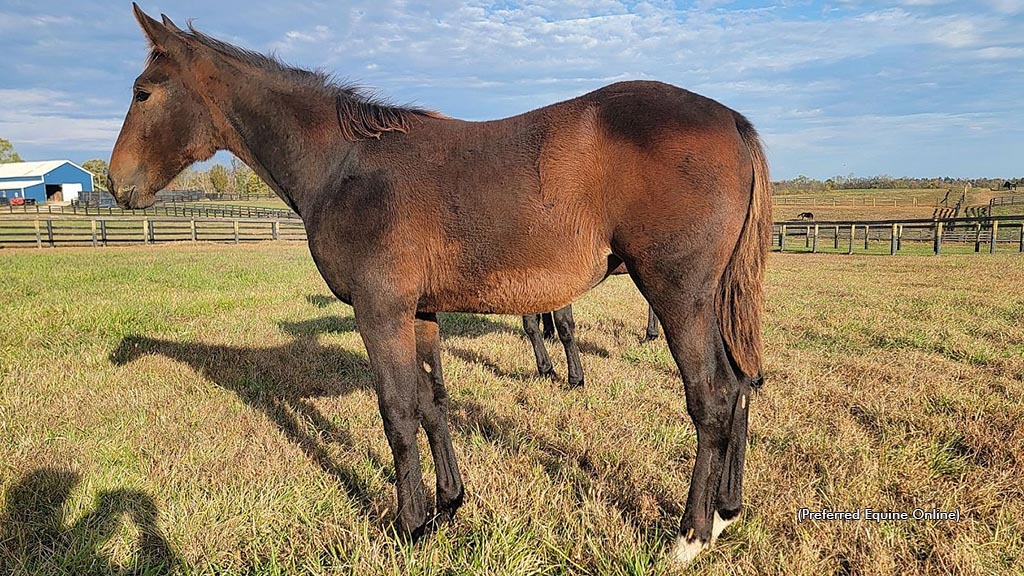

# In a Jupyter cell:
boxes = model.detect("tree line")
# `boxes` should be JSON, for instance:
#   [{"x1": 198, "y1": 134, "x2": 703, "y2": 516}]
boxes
[{"x1": 776, "y1": 174, "x2": 1023, "y2": 194}]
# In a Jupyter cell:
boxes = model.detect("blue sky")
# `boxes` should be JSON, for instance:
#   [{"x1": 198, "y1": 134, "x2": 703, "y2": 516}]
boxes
[{"x1": 1, "y1": 1, "x2": 1021, "y2": 179}]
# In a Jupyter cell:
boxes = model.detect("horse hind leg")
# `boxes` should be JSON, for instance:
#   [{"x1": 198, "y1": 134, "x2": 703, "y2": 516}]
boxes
[
  {"x1": 630, "y1": 277, "x2": 747, "y2": 565},
  {"x1": 552, "y1": 304, "x2": 584, "y2": 388}
]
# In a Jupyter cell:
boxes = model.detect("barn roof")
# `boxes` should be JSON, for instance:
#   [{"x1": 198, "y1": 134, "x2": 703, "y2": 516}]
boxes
[
  {"x1": 0, "y1": 160, "x2": 90, "y2": 179},
  {"x1": 0, "y1": 180, "x2": 45, "y2": 189}
]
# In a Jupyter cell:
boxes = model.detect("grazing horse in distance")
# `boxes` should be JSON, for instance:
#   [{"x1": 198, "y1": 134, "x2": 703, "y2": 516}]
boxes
[
  {"x1": 796, "y1": 211, "x2": 814, "y2": 220},
  {"x1": 108, "y1": 6, "x2": 771, "y2": 566}
]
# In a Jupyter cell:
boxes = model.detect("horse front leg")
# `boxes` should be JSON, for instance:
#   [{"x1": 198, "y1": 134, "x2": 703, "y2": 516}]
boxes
[
  {"x1": 414, "y1": 313, "x2": 464, "y2": 523},
  {"x1": 354, "y1": 296, "x2": 431, "y2": 539}
]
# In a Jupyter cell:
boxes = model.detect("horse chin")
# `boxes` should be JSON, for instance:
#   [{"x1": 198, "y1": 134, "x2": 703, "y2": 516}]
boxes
[{"x1": 116, "y1": 186, "x2": 157, "y2": 210}]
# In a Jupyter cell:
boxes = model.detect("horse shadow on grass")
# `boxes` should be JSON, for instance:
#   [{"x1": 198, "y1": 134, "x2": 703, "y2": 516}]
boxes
[
  {"x1": 109, "y1": 328, "x2": 387, "y2": 517},
  {"x1": 0, "y1": 467, "x2": 179, "y2": 575},
  {"x1": 109, "y1": 311, "x2": 679, "y2": 542}
]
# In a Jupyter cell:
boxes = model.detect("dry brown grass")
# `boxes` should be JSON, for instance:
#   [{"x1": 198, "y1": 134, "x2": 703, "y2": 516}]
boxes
[{"x1": 1, "y1": 245, "x2": 1022, "y2": 575}]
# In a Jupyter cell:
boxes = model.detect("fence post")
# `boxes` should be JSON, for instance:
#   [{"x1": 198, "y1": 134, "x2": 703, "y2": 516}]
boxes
[
  {"x1": 34, "y1": 218, "x2": 42, "y2": 249},
  {"x1": 233, "y1": 220, "x2": 239, "y2": 244},
  {"x1": 91, "y1": 219, "x2": 97, "y2": 248},
  {"x1": 890, "y1": 223, "x2": 897, "y2": 255},
  {"x1": 897, "y1": 225, "x2": 903, "y2": 251},
  {"x1": 272, "y1": 220, "x2": 279, "y2": 241},
  {"x1": 834, "y1": 225, "x2": 839, "y2": 250},
  {"x1": 190, "y1": 219, "x2": 197, "y2": 242},
  {"x1": 864, "y1": 226, "x2": 870, "y2": 251},
  {"x1": 780, "y1": 225, "x2": 786, "y2": 251},
  {"x1": 100, "y1": 220, "x2": 108, "y2": 246},
  {"x1": 812, "y1": 225, "x2": 819, "y2": 253},
  {"x1": 1019, "y1": 224, "x2": 1024, "y2": 253},
  {"x1": 934, "y1": 222, "x2": 943, "y2": 255},
  {"x1": 848, "y1": 224, "x2": 855, "y2": 255},
  {"x1": 46, "y1": 220, "x2": 54, "y2": 247},
  {"x1": 990, "y1": 220, "x2": 999, "y2": 254},
  {"x1": 974, "y1": 222, "x2": 982, "y2": 253},
  {"x1": 142, "y1": 218, "x2": 149, "y2": 244}
]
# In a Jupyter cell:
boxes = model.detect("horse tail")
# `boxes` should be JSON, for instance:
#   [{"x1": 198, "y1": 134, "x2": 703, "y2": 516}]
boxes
[{"x1": 717, "y1": 112, "x2": 773, "y2": 379}]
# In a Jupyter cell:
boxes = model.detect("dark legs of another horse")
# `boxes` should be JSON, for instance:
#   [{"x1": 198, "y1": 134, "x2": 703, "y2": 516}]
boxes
[
  {"x1": 522, "y1": 304, "x2": 584, "y2": 388},
  {"x1": 541, "y1": 311, "x2": 555, "y2": 339},
  {"x1": 645, "y1": 304, "x2": 660, "y2": 341}
]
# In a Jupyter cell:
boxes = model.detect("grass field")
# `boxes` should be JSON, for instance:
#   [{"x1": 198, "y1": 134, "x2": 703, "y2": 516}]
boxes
[{"x1": 1, "y1": 244, "x2": 1022, "y2": 575}]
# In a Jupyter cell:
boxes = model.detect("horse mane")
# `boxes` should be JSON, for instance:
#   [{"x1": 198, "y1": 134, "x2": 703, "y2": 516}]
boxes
[{"x1": 174, "y1": 23, "x2": 446, "y2": 141}]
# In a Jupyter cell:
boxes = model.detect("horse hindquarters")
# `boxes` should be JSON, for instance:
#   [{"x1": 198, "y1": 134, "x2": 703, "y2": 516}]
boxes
[{"x1": 613, "y1": 114, "x2": 771, "y2": 565}]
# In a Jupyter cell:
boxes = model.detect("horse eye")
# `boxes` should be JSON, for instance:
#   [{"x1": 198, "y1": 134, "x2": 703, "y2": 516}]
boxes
[{"x1": 135, "y1": 90, "x2": 150, "y2": 102}]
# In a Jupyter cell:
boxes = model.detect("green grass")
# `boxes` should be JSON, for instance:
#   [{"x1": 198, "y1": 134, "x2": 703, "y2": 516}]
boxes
[{"x1": 1, "y1": 245, "x2": 1023, "y2": 575}]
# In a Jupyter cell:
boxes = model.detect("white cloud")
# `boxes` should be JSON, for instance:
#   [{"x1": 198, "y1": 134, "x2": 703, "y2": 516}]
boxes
[{"x1": 0, "y1": 89, "x2": 121, "y2": 150}]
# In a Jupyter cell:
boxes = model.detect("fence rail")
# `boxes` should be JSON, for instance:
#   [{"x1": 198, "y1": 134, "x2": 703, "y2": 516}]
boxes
[
  {"x1": 773, "y1": 195, "x2": 930, "y2": 207},
  {"x1": 989, "y1": 195, "x2": 1023, "y2": 209},
  {"x1": 0, "y1": 216, "x2": 306, "y2": 248},
  {"x1": 773, "y1": 215, "x2": 1024, "y2": 255},
  {"x1": 0, "y1": 202, "x2": 299, "y2": 220}
]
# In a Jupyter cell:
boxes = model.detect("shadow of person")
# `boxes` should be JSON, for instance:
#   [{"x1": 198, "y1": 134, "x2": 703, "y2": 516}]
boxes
[
  {"x1": 109, "y1": 332, "x2": 386, "y2": 515},
  {"x1": 0, "y1": 468, "x2": 178, "y2": 575}
]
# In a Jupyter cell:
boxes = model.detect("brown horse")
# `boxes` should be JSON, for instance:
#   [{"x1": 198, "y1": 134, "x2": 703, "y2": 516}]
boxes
[{"x1": 109, "y1": 5, "x2": 771, "y2": 565}]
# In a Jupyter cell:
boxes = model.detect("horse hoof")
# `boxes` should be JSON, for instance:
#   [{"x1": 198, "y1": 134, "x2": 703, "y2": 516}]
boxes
[
  {"x1": 642, "y1": 334, "x2": 659, "y2": 343},
  {"x1": 668, "y1": 533, "x2": 708, "y2": 566},
  {"x1": 566, "y1": 378, "x2": 584, "y2": 389},
  {"x1": 405, "y1": 516, "x2": 434, "y2": 543},
  {"x1": 435, "y1": 486, "x2": 465, "y2": 524}
]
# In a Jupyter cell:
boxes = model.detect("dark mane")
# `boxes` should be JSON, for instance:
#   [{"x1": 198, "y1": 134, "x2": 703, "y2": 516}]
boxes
[{"x1": 176, "y1": 23, "x2": 445, "y2": 141}]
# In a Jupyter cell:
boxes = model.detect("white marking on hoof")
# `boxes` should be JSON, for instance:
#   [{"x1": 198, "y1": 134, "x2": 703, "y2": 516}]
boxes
[
  {"x1": 422, "y1": 361, "x2": 432, "y2": 373},
  {"x1": 669, "y1": 533, "x2": 708, "y2": 566},
  {"x1": 741, "y1": 394, "x2": 747, "y2": 409},
  {"x1": 710, "y1": 511, "x2": 737, "y2": 544}
]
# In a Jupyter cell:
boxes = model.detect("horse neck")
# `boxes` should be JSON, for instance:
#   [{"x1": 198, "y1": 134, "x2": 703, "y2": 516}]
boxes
[{"x1": 210, "y1": 71, "x2": 350, "y2": 216}]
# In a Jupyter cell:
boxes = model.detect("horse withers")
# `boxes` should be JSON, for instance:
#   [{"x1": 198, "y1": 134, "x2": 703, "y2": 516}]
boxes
[{"x1": 109, "y1": 5, "x2": 771, "y2": 565}]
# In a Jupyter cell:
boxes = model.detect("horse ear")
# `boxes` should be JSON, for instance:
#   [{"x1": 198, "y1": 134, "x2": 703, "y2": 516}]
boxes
[
  {"x1": 160, "y1": 13, "x2": 186, "y2": 36},
  {"x1": 132, "y1": 3, "x2": 186, "y2": 57}
]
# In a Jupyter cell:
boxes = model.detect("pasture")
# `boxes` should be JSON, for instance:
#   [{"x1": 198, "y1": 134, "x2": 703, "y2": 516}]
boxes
[{"x1": 1, "y1": 244, "x2": 1022, "y2": 575}]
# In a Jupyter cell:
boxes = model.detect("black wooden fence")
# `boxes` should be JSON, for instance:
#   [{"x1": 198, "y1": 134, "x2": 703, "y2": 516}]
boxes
[
  {"x1": 774, "y1": 215, "x2": 1024, "y2": 255},
  {"x1": 0, "y1": 216, "x2": 306, "y2": 248},
  {"x1": 2, "y1": 202, "x2": 299, "y2": 220}
]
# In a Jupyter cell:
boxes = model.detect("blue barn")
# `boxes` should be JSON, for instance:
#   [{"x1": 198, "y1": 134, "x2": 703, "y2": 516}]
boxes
[{"x1": 0, "y1": 160, "x2": 95, "y2": 204}]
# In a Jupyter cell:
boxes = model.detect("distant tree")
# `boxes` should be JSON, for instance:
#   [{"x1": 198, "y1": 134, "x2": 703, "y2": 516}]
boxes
[
  {"x1": 229, "y1": 156, "x2": 250, "y2": 194},
  {"x1": 208, "y1": 164, "x2": 229, "y2": 193},
  {"x1": 81, "y1": 159, "x2": 109, "y2": 190},
  {"x1": 245, "y1": 171, "x2": 273, "y2": 197},
  {"x1": 0, "y1": 137, "x2": 23, "y2": 163}
]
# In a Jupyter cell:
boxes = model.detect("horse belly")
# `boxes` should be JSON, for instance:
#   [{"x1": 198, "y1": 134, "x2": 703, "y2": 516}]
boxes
[{"x1": 424, "y1": 234, "x2": 610, "y2": 315}]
